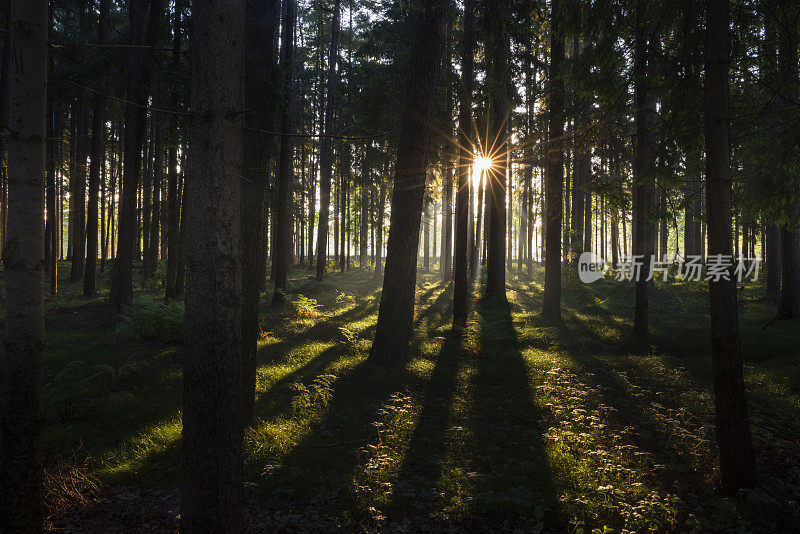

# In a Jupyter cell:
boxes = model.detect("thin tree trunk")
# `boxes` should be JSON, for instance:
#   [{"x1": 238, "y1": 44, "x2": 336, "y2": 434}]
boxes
[
  {"x1": 442, "y1": 165, "x2": 453, "y2": 280},
  {"x1": 368, "y1": 0, "x2": 449, "y2": 364},
  {"x1": 165, "y1": 0, "x2": 182, "y2": 299},
  {"x1": 47, "y1": 70, "x2": 57, "y2": 294},
  {"x1": 271, "y1": 0, "x2": 296, "y2": 306},
  {"x1": 70, "y1": 97, "x2": 88, "y2": 282},
  {"x1": 315, "y1": 0, "x2": 340, "y2": 280},
  {"x1": 82, "y1": 0, "x2": 109, "y2": 294},
  {"x1": 115, "y1": 0, "x2": 162, "y2": 303}
]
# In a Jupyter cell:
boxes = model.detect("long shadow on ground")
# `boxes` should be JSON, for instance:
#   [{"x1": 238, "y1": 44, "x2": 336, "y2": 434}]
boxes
[{"x1": 469, "y1": 298, "x2": 560, "y2": 529}]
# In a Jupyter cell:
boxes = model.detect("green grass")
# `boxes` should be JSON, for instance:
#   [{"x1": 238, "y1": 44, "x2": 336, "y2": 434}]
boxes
[{"x1": 1, "y1": 260, "x2": 799, "y2": 532}]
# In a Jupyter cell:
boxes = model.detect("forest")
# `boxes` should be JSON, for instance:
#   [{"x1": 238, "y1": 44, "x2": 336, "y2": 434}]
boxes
[{"x1": 1, "y1": 0, "x2": 799, "y2": 532}]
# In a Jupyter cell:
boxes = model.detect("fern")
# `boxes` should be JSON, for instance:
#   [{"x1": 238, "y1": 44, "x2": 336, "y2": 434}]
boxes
[
  {"x1": 290, "y1": 374, "x2": 338, "y2": 419},
  {"x1": 116, "y1": 297, "x2": 184, "y2": 343}
]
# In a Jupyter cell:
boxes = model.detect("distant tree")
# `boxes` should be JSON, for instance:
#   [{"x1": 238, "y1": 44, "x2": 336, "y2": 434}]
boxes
[
  {"x1": 315, "y1": 0, "x2": 341, "y2": 280},
  {"x1": 1, "y1": 0, "x2": 48, "y2": 530},
  {"x1": 369, "y1": 0, "x2": 449, "y2": 364},
  {"x1": 83, "y1": 0, "x2": 110, "y2": 295},
  {"x1": 272, "y1": 0, "x2": 297, "y2": 306},
  {"x1": 704, "y1": 0, "x2": 757, "y2": 494},
  {"x1": 165, "y1": 0, "x2": 183, "y2": 300},
  {"x1": 181, "y1": 0, "x2": 245, "y2": 529},
  {"x1": 115, "y1": 0, "x2": 163, "y2": 303}
]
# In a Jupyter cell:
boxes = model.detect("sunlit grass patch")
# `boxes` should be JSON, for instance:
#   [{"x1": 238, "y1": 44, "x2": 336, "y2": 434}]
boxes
[{"x1": 96, "y1": 416, "x2": 182, "y2": 484}]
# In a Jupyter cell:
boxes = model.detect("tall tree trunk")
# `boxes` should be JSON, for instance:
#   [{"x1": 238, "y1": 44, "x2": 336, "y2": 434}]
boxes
[
  {"x1": 360, "y1": 158, "x2": 369, "y2": 267},
  {"x1": 542, "y1": 0, "x2": 565, "y2": 322},
  {"x1": 241, "y1": 0, "x2": 279, "y2": 427},
  {"x1": 83, "y1": 0, "x2": 110, "y2": 294},
  {"x1": 315, "y1": 0, "x2": 340, "y2": 280},
  {"x1": 704, "y1": 0, "x2": 757, "y2": 494},
  {"x1": 442, "y1": 165, "x2": 453, "y2": 280},
  {"x1": 484, "y1": 0, "x2": 509, "y2": 300},
  {"x1": 471, "y1": 168, "x2": 484, "y2": 278},
  {"x1": 181, "y1": 0, "x2": 245, "y2": 530},
  {"x1": 175, "y1": 167, "x2": 186, "y2": 297},
  {"x1": 368, "y1": 0, "x2": 448, "y2": 365},
  {"x1": 775, "y1": 4, "x2": 800, "y2": 320},
  {"x1": 632, "y1": 0, "x2": 656, "y2": 337},
  {"x1": 423, "y1": 196, "x2": 430, "y2": 271},
  {"x1": 142, "y1": 129, "x2": 153, "y2": 276},
  {"x1": 70, "y1": 97, "x2": 88, "y2": 282},
  {"x1": 271, "y1": 0, "x2": 296, "y2": 306},
  {"x1": 1, "y1": 1, "x2": 47, "y2": 529},
  {"x1": 115, "y1": 0, "x2": 162, "y2": 303},
  {"x1": 374, "y1": 167, "x2": 387, "y2": 278},
  {"x1": 47, "y1": 68, "x2": 57, "y2": 294},
  {"x1": 147, "y1": 128, "x2": 162, "y2": 276}
]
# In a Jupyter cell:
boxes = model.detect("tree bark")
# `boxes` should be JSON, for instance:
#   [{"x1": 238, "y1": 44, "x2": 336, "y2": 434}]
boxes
[
  {"x1": 542, "y1": 0, "x2": 565, "y2": 322},
  {"x1": 1, "y1": 0, "x2": 47, "y2": 529},
  {"x1": 368, "y1": 0, "x2": 449, "y2": 364},
  {"x1": 484, "y1": 0, "x2": 509, "y2": 300},
  {"x1": 704, "y1": 0, "x2": 757, "y2": 494},
  {"x1": 181, "y1": 0, "x2": 245, "y2": 529},
  {"x1": 632, "y1": 0, "x2": 656, "y2": 337}
]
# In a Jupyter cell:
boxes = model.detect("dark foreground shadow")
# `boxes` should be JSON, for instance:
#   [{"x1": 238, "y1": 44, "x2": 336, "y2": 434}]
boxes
[{"x1": 469, "y1": 298, "x2": 560, "y2": 529}]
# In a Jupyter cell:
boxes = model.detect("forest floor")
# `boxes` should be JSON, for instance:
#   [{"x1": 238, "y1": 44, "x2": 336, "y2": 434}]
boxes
[{"x1": 1, "y1": 261, "x2": 799, "y2": 532}]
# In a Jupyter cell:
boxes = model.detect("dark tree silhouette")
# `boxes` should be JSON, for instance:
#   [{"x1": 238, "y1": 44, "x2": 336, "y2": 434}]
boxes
[
  {"x1": 181, "y1": 0, "x2": 245, "y2": 529},
  {"x1": 1, "y1": 0, "x2": 48, "y2": 529},
  {"x1": 453, "y1": 0, "x2": 475, "y2": 328},
  {"x1": 242, "y1": 0, "x2": 279, "y2": 426},
  {"x1": 704, "y1": 0, "x2": 757, "y2": 494},
  {"x1": 368, "y1": 0, "x2": 449, "y2": 364},
  {"x1": 542, "y1": 0, "x2": 564, "y2": 322},
  {"x1": 632, "y1": 0, "x2": 656, "y2": 337},
  {"x1": 484, "y1": 0, "x2": 509, "y2": 302}
]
